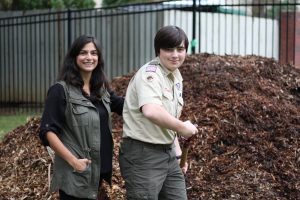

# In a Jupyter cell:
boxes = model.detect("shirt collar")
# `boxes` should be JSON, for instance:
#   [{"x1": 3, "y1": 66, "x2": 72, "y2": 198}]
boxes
[{"x1": 155, "y1": 57, "x2": 183, "y2": 82}]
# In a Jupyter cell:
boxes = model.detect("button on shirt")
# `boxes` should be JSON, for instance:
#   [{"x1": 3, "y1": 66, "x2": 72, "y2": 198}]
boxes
[{"x1": 122, "y1": 58, "x2": 184, "y2": 144}]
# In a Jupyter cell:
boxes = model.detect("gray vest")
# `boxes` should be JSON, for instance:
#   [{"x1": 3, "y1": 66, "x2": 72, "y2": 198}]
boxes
[{"x1": 50, "y1": 81, "x2": 112, "y2": 199}]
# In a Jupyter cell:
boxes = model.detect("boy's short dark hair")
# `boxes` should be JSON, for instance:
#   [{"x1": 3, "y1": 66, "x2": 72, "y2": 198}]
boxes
[{"x1": 154, "y1": 26, "x2": 189, "y2": 56}]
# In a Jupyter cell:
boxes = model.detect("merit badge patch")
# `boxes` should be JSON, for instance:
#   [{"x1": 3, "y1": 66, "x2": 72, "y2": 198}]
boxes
[
  {"x1": 147, "y1": 75, "x2": 154, "y2": 82},
  {"x1": 145, "y1": 65, "x2": 157, "y2": 72}
]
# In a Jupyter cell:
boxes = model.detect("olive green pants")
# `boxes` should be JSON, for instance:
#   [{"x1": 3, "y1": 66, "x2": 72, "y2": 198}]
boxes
[{"x1": 119, "y1": 138, "x2": 187, "y2": 200}]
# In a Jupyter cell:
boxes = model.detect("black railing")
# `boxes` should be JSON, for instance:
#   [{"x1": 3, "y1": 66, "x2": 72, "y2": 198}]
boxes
[{"x1": 0, "y1": 0, "x2": 299, "y2": 114}]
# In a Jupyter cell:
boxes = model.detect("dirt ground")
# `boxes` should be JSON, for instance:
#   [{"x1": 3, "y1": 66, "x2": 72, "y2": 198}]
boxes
[{"x1": 1, "y1": 53, "x2": 300, "y2": 199}]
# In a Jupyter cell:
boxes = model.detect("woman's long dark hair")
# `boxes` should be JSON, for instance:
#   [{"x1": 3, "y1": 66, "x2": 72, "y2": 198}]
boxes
[{"x1": 58, "y1": 35, "x2": 109, "y2": 99}]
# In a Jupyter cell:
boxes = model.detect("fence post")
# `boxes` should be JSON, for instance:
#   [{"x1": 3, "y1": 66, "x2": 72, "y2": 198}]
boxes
[
  {"x1": 192, "y1": 0, "x2": 196, "y2": 54},
  {"x1": 68, "y1": 9, "x2": 71, "y2": 48}
]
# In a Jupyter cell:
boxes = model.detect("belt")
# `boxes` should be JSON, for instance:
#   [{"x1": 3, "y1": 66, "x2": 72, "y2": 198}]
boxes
[{"x1": 122, "y1": 137, "x2": 174, "y2": 151}]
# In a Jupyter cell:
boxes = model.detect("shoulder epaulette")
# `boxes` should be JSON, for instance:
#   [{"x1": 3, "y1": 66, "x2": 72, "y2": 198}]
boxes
[
  {"x1": 145, "y1": 59, "x2": 160, "y2": 72},
  {"x1": 148, "y1": 60, "x2": 159, "y2": 65},
  {"x1": 145, "y1": 65, "x2": 157, "y2": 72}
]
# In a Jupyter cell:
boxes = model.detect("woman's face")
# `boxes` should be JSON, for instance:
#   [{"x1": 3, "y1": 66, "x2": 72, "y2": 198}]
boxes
[
  {"x1": 158, "y1": 41, "x2": 186, "y2": 72},
  {"x1": 76, "y1": 42, "x2": 98, "y2": 74}
]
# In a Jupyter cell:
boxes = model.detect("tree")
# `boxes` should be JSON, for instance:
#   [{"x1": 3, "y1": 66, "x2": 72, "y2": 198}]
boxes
[
  {"x1": 0, "y1": 0, "x2": 96, "y2": 10},
  {"x1": 102, "y1": 0, "x2": 160, "y2": 7},
  {"x1": 0, "y1": 0, "x2": 13, "y2": 10}
]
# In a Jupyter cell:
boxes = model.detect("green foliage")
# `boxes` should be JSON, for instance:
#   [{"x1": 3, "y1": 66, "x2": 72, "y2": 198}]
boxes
[
  {"x1": 0, "y1": 115, "x2": 28, "y2": 141},
  {"x1": 60, "y1": 0, "x2": 96, "y2": 9},
  {"x1": 0, "y1": 0, "x2": 49, "y2": 10},
  {"x1": 72, "y1": 0, "x2": 95, "y2": 8},
  {"x1": 102, "y1": 0, "x2": 123, "y2": 7},
  {"x1": 50, "y1": 0, "x2": 65, "y2": 9},
  {"x1": 0, "y1": 0, "x2": 13, "y2": 9},
  {"x1": 0, "y1": 0, "x2": 96, "y2": 10},
  {"x1": 102, "y1": 0, "x2": 158, "y2": 7}
]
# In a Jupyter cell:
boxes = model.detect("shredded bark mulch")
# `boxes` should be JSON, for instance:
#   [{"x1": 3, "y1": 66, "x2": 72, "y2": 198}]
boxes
[{"x1": 1, "y1": 53, "x2": 300, "y2": 199}]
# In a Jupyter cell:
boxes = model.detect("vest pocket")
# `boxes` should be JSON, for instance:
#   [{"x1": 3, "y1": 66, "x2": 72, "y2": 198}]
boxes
[
  {"x1": 71, "y1": 104, "x2": 89, "y2": 126},
  {"x1": 72, "y1": 164, "x2": 92, "y2": 187}
]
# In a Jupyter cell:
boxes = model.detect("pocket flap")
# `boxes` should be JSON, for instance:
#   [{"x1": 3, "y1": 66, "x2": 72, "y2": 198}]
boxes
[
  {"x1": 178, "y1": 97, "x2": 184, "y2": 105},
  {"x1": 163, "y1": 91, "x2": 173, "y2": 100},
  {"x1": 72, "y1": 105, "x2": 89, "y2": 115}
]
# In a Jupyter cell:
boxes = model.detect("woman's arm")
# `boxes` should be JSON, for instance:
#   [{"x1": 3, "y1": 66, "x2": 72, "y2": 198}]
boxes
[
  {"x1": 39, "y1": 84, "x2": 66, "y2": 146},
  {"x1": 40, "y1": 84, "x2": 90, "y2": 172},
  {"x1": 47, "y1": 131, "x2": 91, "y2": 172},
  {"x1": 109, "y1": 90, "x2": 124, "y2": 115}
]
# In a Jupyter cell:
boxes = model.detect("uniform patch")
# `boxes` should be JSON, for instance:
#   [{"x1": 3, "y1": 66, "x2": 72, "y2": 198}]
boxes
[
  {"x1": 146, "y1": 75, "x2": 154, "y2": 82},
  {"x1": 145, "y1": 65, "x2": 157, "y2": 72}
]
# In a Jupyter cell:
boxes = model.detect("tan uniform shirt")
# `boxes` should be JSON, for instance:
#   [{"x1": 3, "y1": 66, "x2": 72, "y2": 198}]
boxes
[{"x1": 122, "y1": 57, "x2": 184, "y2": 144}]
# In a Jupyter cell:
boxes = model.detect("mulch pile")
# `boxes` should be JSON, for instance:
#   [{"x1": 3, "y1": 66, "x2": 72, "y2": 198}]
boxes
[{"x1": 1, "y1": 53, "x2": 300, "y2": 199}]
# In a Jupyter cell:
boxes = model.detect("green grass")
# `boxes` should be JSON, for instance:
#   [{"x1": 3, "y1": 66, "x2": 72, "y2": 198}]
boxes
[{"x1": 0, "y1": 115, "x2": 30, "y2": 141}]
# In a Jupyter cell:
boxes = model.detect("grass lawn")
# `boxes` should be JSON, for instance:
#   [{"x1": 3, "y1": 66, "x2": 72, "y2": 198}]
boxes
[{"x1": 0, "y1": 115, "x2": 31, "y2": 141}]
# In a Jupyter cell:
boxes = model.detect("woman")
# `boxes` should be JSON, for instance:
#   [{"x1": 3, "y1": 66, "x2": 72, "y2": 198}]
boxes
[{"x1": 39, "y1": 35, "x2": 124, "y2": 199}]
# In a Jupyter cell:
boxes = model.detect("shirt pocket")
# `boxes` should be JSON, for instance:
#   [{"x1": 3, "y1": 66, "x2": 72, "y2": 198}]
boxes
[
  {"x1": 162, "y1": 90, "x2": 173, "y2": 101},
  {"x1": 162, "y1": 91, "x2": 175, "y2": 115},
  {"x1": 69, "y1": 99, "x2": 89, "y2": 126},
  {"x1": 177, "y1": 96, "x2": 184, "y2": 118}
]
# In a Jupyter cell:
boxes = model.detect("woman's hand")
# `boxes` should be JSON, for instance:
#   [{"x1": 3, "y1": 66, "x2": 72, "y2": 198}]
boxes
[
  {"x1": 71, "y1": 158, "x2": 92, "y2": 172},
  {"x1": 47, "y1": 132, "x2": 92, "y2": 173}
]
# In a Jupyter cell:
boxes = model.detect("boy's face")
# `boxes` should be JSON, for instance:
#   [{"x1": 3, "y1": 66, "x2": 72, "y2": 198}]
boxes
[{"x1": 158, "y1": 41, "x2": 186, "y2": 72}]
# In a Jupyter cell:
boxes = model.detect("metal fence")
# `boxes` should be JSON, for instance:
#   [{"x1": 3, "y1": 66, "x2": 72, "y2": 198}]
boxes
[{"x1": 0, "y1": 0, "x2": 299, "y2": 114}]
